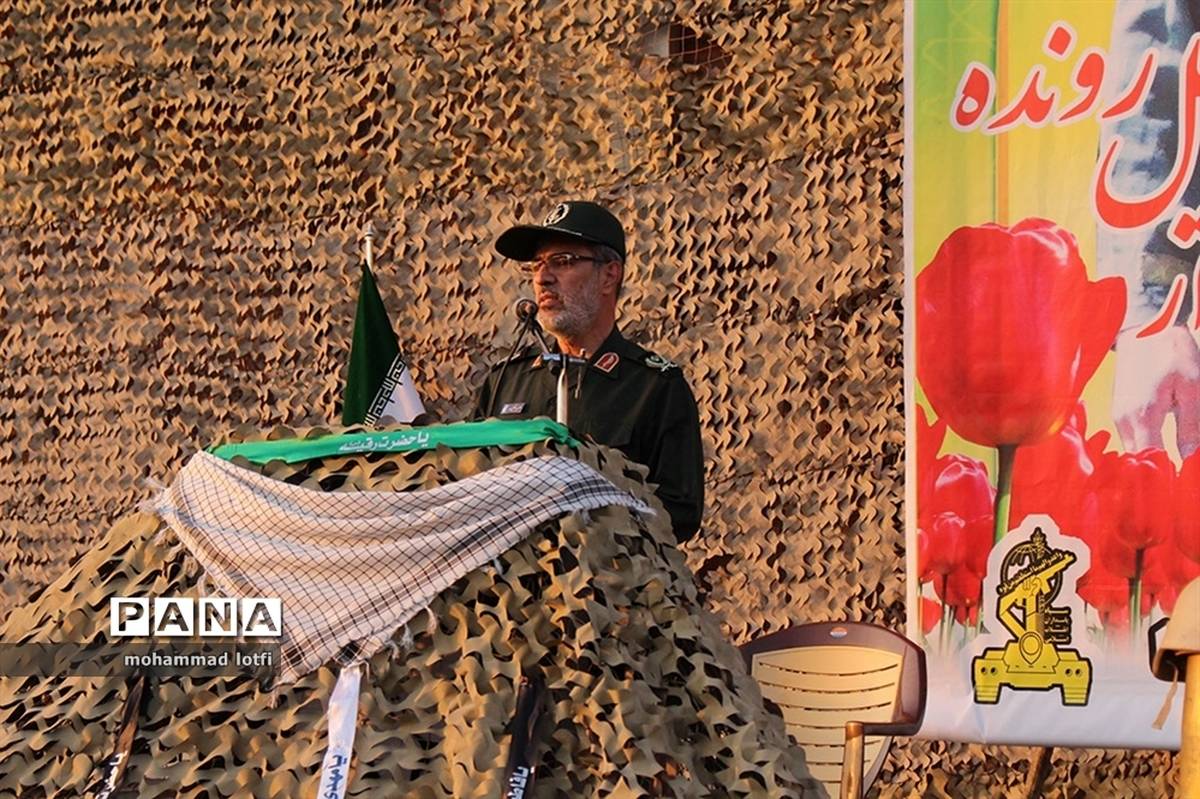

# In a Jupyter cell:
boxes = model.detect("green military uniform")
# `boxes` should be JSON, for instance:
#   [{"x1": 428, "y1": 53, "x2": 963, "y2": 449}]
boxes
[{"x1": 475, "y1": 325, "x2": 704, "y2": 542}]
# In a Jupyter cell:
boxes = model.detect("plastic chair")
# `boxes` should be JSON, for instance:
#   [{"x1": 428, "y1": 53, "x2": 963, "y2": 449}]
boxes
[{"x1": 740, "y1": 621, "x2": 927, "y2": 799}]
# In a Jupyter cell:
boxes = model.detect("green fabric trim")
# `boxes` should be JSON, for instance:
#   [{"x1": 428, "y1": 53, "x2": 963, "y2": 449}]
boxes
[{"x1": 208, "y1": 419, "x2": 579, "y2": 464}]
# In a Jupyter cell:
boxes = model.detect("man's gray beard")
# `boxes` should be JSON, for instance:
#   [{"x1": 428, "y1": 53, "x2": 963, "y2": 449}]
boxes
[
  {"x1": 539, "y1": 282, "x2": 601, "y2": 339},
  {"x1": 540, "y1": 304, "x2": 591, "y2": 338}
]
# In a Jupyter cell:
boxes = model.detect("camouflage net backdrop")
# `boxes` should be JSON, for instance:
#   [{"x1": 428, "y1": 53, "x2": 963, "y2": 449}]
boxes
[
  {"x1": 0, "y1": 0, "x2": 1176, "y2": 795},
  {"x1": 0, "y1": 431, "x2": 821, "y2": 797}
]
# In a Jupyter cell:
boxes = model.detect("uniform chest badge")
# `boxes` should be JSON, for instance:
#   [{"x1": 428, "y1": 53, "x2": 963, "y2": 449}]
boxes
[
  {"x1": 594, "y1": 352, "x2": 619, "y2": 373},
  {"x1": 644, "y1": 354, "x2": 679, "y2": 372},
  {"x1": 501, "y1": 402, "x2": 526, "y2": 414}
]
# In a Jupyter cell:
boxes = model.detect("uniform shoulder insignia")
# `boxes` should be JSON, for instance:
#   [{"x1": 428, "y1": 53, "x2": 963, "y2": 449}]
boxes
[{"x1": 643, "y1": 353, "x2": 679, "y2": 372}]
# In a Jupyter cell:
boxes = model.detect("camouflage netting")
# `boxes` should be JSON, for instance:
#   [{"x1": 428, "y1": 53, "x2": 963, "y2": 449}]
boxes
[
  {"x1": 0, "y1": 430, "x2": 821, "y2": 797},
  {"x1": 0, "y1": 0, "x2": 1177, "y2": 795}
]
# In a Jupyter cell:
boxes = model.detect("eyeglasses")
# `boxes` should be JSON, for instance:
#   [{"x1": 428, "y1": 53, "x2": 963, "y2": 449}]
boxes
[{"x1": 524, "y1": 252, "x2": 598, "y2": 274}]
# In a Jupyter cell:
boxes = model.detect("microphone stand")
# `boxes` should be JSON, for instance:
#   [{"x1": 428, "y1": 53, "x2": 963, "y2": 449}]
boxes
[
  {"x1": 487, "y1": 323, "x2": 530, "y2": 420},
  {"x1": 524, "y1": 319, "x2": 568, "y2": 427},
  {"x1": 486, "y1": 306, "x2": 560, "y2": 421},
  {"x1": 513, "y1": 306, "x2": 567, "y2": 426},
  {"x1": 556, "y1": 352, "x2": 568, "y2": 426}
]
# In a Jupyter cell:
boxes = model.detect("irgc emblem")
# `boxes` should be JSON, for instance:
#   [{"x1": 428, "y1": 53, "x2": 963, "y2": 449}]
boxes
[
  {"x1": 544, "y1": 203, "x2": 570, "y2": 225},
  {"x1": 971, "y1": 524, "x2": 1092, "y2": 707}
]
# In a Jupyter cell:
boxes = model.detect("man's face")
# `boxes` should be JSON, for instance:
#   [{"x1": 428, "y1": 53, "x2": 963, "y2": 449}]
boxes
[{"x1": 532, "y1": 238, "x2": 604, "y2": 338}]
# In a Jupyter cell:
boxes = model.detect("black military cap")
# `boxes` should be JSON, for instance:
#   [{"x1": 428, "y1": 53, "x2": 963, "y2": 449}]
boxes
[{"x1": 495, "y1": 200, "x2": 626, "y2": 261}]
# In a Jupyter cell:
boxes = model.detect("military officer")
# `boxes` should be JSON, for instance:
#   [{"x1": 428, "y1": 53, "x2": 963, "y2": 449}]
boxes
[{"x1": 474, "y1": 200, "x2": 705, "y2": 542}]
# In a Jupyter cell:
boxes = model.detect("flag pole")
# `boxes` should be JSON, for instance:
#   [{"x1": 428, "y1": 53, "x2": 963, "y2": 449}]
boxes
[
  {"x1": 364, "y1": 222, "x2": 374, "y2": 272},
  {"x1": 342, "y1": 222, "x2": 427, "y2": 427}
]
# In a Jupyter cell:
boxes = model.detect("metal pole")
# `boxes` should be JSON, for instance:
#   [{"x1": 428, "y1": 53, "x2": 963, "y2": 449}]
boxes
[
  {"x1": 840, "y1": 721, "x2": 863, "y2": 799},
  {"x1": 1022, "y1": 746, "x2": 1053, "y2": 799},
  {"x1": 556, "y1": 353, "x2": 568, "y2": 425}
]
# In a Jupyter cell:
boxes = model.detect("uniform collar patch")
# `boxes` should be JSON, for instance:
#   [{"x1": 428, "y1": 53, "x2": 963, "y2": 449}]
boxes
[
  {"x1": 644, "y1": 353, "x2": 679, "y2": 372},
  {"x1": 500, "y1": 402, "x2": 526, "y2": 414},
  {"x1": 593, "y1": 352, "x2": 620, "y2": 373}
]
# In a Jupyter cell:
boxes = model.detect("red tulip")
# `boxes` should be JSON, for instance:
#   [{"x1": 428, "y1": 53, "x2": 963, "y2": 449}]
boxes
[
  {"x1": 1098, "y1": 601, "x2": 1131, "y2": 631},
  {"x1": 917, "y1": 448, "x2": 995, "y2": 589},
  {"x1": 928, "y1": 455, "x2": 995, "y2": 524},
  {"x1": 916, "y1": 406, "x2": 948, "y2": 529},
  {"x1": 939, "y1": 567, "x2": 984, "y2": 614},
  {"x1": 1142, "y1": 541, "x2": 1200, "y2": 614},
  {"x1": 1077, "y1": 560, "x2": 1129, "y2": 628},
  {"x1": 918, "y1": 513, "x2": 968, "y2": 583},
  {"x1": 959, "y1": 515, "x2": 994, "y2": 579},
  {"x1": 1177, "y1": 450, "x2": 1200, "y2": 563},
  {"x1": 920, "y1": 597, "x2": 941, "y2": 636},
  {"x1": 916, "y1": 523, "x2": 932, "y2": 582},
  {"x1": 917, "y1": 511, "x2": 993, "y2": 585},
  {"x1": 922, "y1": 514, "x2": 991, "y2": 631},
  {"x1": 917, "y1": 406, "x2": 947, "y2": 484},
  {"x1": 1070, "y1": 429, "x2": 1114, "y2": 553},
  {"x1": 1010, "y1": 403, "x2": 1094, "y2": 535},
  {"x1": 1084, "y1": 429, "x2": 1112, "y2": 466},
  {"x1": 1094, "y1": 448, "x2": 1175, "y2": 578},
  {"x1": 1071, "y1": 491, "x2": 1105, "y2": 564},
  {"x1": 917, "y1": 218, "x2": 1126, "y2": 448},
  {"x1": 953, "y1": 601, "x2": 980, "y2": 627},
  {"x1": 1077, "y1": 448, "x2": 1177, "y2": 637}
]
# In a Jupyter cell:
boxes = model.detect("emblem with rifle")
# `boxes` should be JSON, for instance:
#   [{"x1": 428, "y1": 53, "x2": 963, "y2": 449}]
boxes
[{"x1": 972, "y1": 527, "x2": 1093, "y2": 706}]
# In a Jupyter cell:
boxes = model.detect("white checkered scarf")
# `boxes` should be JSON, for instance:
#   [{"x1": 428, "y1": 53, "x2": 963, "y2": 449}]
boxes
[{"x1": 151, "y1": 451, "x2": 653, "y2": 684}]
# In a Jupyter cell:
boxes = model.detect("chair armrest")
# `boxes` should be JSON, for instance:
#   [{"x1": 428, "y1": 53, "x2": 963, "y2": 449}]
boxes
[{"x1": 842, "y1": 721, "x2": 865, "y2": 799}]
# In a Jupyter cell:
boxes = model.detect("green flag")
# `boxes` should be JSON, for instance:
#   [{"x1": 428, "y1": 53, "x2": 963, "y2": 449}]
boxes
[{"x1": 341, "y1": 261, "x2": 425, "y2": 426}]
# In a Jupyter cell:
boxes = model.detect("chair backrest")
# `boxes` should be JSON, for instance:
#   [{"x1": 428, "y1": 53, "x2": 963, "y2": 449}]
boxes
[{"x1": 740, "y1": 621, "x2": 926, "y2": 797}]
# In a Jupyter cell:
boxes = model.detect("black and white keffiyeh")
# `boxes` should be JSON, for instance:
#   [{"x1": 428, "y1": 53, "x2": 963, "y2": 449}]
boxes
[{"x1": 151, "y1": 451, "x2": 653, "y2": 684}]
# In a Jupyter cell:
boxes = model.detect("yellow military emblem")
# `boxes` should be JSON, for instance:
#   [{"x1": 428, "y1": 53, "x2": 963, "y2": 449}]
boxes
[{"x1": 972, "y1": 527, "x2": 1093, "y2": 706}]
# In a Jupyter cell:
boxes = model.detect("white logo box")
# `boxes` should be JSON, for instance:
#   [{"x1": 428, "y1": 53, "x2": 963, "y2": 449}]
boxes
[{"x1": 109, "y1": 597, "x2": 282, "y2": 638}]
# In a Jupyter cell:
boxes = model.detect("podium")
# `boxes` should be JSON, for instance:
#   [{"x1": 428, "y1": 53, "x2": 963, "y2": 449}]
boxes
[{"x1": 0, "y1": 420, "x2": 819, "y2": 797}]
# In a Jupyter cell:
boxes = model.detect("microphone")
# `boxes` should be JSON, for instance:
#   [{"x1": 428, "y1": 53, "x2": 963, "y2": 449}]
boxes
[
  {"x1": 513, "y1": 297, "x2": 554, "y2": 356},
  {"x1": 513, "y1": 298, "x2": 539, "y2": 327}
]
